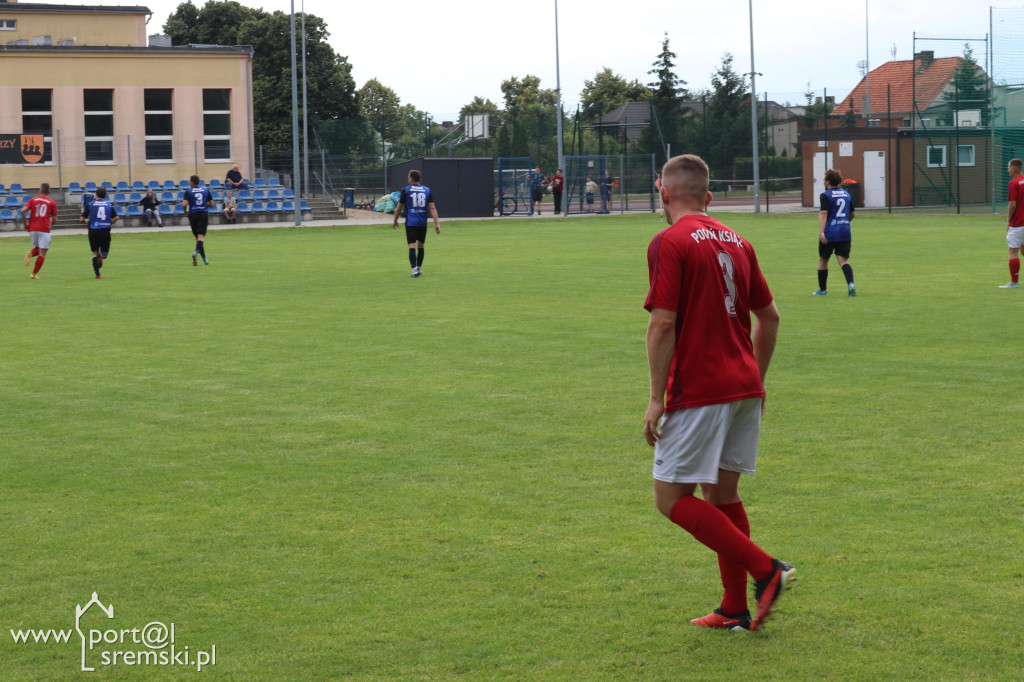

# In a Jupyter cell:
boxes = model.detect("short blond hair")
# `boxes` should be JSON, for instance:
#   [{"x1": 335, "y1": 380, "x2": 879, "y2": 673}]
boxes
[
  {"x1": 661, "y1": 154, "x2": 709, "y2": 208},
  {"x1": 1010, "y1": 158, "x2": 1023, "y2": 171}
]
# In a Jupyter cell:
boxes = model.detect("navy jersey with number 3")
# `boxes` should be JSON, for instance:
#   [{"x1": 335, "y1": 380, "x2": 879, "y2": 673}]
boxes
[
  {"x1": 401, "y1": 185, "x2": 432, "y2": 227},
  {"x1": 186, "y1": 186, "x2": 212, "y2": 213},
  {"x1": 819, "y1": 188, "x2": 853, "y2": 242}
]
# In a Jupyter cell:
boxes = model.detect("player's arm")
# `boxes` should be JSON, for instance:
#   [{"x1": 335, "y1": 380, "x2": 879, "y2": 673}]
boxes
[
  {"x1": 644, "y1": 306, "x2": 677, "y2": 446},
  {"x1": 428, "y1": 201, "x2": 441, "y2": 234},
  {"x1": 751, "y1": 300, "x2": 780, "y2": 384},
  {"x1": 818, "y1": 193, "x2": 829, "y2": 243},
  {"x1": 392, "y1": 201, "x2": 404, "y2": 229},
  {"x1": 50, "y1": 203, "x2": 57, "y2": 229},
  {"x1": 1009, "y1": 200, "x2": 1016, "y2": 226}
]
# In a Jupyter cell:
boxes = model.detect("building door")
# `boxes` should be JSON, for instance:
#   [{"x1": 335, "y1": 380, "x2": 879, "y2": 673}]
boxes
[
  {"x1": 863, "y1": 150, "x2": 886, "y2": 208},
  {"x1": 812, "y1": 152, "x2": 834, "y2": 194}
]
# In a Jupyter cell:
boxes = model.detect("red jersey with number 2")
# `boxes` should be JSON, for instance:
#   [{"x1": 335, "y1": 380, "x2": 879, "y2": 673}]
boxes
[
  {"x1": 645, "y1": 214, "x2": 773, "y2": 411},
  {"x1": 1008, "y1": 176, "x2": 1024, "y2": 227},
  {"x1": 25, "y1": 196, "x2": 58, "y2": 232}
]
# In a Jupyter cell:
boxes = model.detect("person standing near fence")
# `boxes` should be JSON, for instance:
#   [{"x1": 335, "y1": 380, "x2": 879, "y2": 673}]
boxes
[
  {"x1": 814, "y1": 169, "x2": 856, "y2": 297},
  {"x1": 551, "y1": 169, "x2": 564, "y2": 214},
  {"x1": 182, "y1": 175, "x2": 213, "y2": 266},
  {"x1": 531, "y1": 167, "x2": 547, "y2": 215},
  {"x1": 1000, "y1": 158, "x2": 1024, "y2": 289},
  {"x1": 392, "y1": 169, "x2": 441, "y2": 278},
  {"x1": 602, "y1": 168, "x2": 615, "y2": 213},
  {"x1": 20, "y1": 182, "x2": 58, "y2": 279}
]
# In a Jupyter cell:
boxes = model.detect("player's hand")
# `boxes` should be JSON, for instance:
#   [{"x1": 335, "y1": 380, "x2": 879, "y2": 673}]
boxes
[
  {"x1": 819, "y1": 232, "x2": 827, "y2": 244},
  {"x1": 435, "y1": 224, "x2": 441, "y2": 235},
  {"x1": 391, "y1": 222, "x2": 397, "y2": 230},
  {"x1": 643, "y1": 398, "x2": 665, "y2": 447}
]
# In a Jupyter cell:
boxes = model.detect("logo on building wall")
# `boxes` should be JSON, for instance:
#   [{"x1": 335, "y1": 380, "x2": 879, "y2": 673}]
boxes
[
  {"x1": 21, "y1": 135, "x2": 44, "y2": 163},
  {"x1": 0, "y1": 134, "x2": 45, "y2": 164}
]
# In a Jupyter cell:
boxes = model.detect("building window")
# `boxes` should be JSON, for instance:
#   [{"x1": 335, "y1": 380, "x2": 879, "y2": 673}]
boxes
[
  {"x1": 0, "y1": 19, "x2": 16, "y2": 30},
  {"x1": 21, "y1": 89, "x2": 53, "y2": 164},
  {"x1": 203, "y1": 89, "x2": 231, "y2": 161},
  {"x1": 957, "y1": 145, "x2": 976, "y2": 167},
  {"x1": 144, "y1": 88, "x2": 173, "y2": 161},
  {"x1": 926, "y1": 145, "x2": 946, "y2": 168},
  {"x1": 84, "y1": 89, "x2": 114, "y2": 163}
]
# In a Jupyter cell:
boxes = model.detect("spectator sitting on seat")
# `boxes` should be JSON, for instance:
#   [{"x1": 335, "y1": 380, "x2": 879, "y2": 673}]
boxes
[
  {"x1": 223, "y1": 189, "x2": 237, "y2": 224},
  {"x1": 140, "y1": 189, "x2": 162, "y2": 227},
  {"x1": 225, "y1": 164, "x2": 247, "y2": 191}
]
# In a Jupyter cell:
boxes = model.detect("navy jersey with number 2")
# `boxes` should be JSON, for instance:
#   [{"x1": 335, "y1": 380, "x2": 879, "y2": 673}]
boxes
[
  {"x1": 401, "y1": 185, "x2": 432, "y2": 227},
  {"x1": 819, "y1": 187, "x2": 853, "y2": 242}
]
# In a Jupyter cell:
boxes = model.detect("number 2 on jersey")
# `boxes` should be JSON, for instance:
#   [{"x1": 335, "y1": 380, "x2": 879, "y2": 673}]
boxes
[{"x1": 718, "y1": 250, "x2": 738, "y2": 317}]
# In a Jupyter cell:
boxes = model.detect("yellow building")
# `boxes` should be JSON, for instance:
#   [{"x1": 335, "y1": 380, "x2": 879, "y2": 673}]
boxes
[{"x1": 0, "y1": 1, "x2": 254, "y2": 189}]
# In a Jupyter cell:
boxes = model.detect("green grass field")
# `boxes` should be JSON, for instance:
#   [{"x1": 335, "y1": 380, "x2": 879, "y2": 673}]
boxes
[{"x1": 1, "y1": 211, "x2": 1023, "y2": 680}]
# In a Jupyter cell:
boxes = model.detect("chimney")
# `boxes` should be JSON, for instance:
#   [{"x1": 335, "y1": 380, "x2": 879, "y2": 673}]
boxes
[
  {"x1": 149, "y1": 34, "x2": 172, "y2": 48},
  {"x1": 915, "y1": 50, "x2": 934, "y2": 71}
]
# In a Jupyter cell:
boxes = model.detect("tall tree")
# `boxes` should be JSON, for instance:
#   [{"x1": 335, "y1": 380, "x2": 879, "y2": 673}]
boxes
[
  {"x1": 705, "y1": 53, "x2": 750, "y2": 177},
  {"x1": 941, "y1": 44, "x2": 991, "y2": 126},
  {"x1": 164, "y1": 1, "x2": 361, "y2": 151},
  {"x1": 580, "y1": 68, "x2": 647, "y2": 122},
  {"x1": 358, "y1": 79, "x2": 404, "y2": 144},
  {"x1": 647, "y1": 33, "x2": 688, "y2": 164}
]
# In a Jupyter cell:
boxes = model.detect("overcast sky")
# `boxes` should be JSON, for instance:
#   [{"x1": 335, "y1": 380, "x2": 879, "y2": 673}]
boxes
[{"x1": 126, "y1": 0, "x2": 997, "y2": 119}]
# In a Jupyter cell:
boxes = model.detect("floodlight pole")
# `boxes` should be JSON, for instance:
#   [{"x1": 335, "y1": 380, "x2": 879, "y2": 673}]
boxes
[
  {"x1": 864, "y1": 0, "x2": 871, "y2": 125},
  {"x1": 748, "y1": 0, "x2": 761, "y2": 213},
  {"x1": 555, "y1": 0, "x2": 564, "y2": 213},
  {"x1": 302, "y1": 0, "x2": 309, "y2": 198},
  {"x1": 289, "y1": 0, "x2": 301, "y2": 226}
]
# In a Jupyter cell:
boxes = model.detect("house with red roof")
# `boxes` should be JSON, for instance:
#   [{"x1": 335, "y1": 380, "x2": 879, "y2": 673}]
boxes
[{"x1": 800, "y1": 51, "x2": 998, "y2": 208}]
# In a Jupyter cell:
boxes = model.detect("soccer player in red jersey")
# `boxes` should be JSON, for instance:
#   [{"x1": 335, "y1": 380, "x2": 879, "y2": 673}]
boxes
[
  {"x1": 643, "y1": 154, "x2": 794, "y2": 631},
  {"x1": 20, "y1": 182, "x2": 58, "y2": 279},
  {"x1": 1000, "y1": 158, "x2": 1024, "y2": 288}
]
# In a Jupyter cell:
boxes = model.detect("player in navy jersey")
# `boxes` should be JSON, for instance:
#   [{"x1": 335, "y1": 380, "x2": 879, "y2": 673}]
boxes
[
  {"x1": 815, "y1": 169, "x2": 856, "y2": 297},
  {"x1": 182, "y1": 175, "x2": 213, "y2": 266},
  {"x1": 392, "y1": 170, "x2": 441, "y2": 278},
  {"x1": 79, "y1": 186, "x2": 118, "y2": 279}
]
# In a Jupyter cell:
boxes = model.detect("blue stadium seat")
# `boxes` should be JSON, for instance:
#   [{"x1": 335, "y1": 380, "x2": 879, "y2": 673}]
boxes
[
  {"x1": 267, "y1": 189, "x2": 283, "y2": 200},
  {"x1": 126, "y1": 205, "x2": 143, "y2": 217},
  {"x1": 252, "y1": 189, "x2": 268, "y2": 201},
  {"x1": 251, "y1": 201, "x2": 266, "y2": 213},
  {"x1": 282, "y1": 189, "x2": 295, "y2": 200},
  {"x1": 160, "y1": 191, "x2": 175, "y2": 203},
  {"x1": 101, "y1": 181, "x2": 114, "y2": 191},
  {"x1": 132, "y1": 181, "x2": 146, "y2": 192},
  {"x1": 281, "y1": 200, "x2": 294, "y2": 213},
  {"x1": 0, "y1": 208, "x2": 16, "y2": 221},
  {"x1": 174, "y1": 204, "x2": 185, "y2": 215},
  {"x1": 22, "y1": 195, "x2": 31, "y2": 205},
  {"x1": 158, "y1": 204, "x2": 173, "y2": 216},
  {"x1": 85, "y1": 182, "x2": 98, "y2": 193},
  {"x1": 211, "y1": 190, "x2": 223, "y2": 202},
  {"x1": 235, "y1": 202, "x2": 251, "y2": 215},
  {"x1": 266, "y1": 201, "x2": 280, "y2": 213},
  {"x1": 129, "y1": 192, "x2": 143, "y2": 203},
  {"x1": 148, "y1": 180, "x2": 161, "y2": 191},
  {"x1": 9, "y1": 183, "x2": 26, "y2": 194},
  {"x1": 178, "y1": 180, "x2": 190, "y2": 190},
  {"x1": 0, "y1": 183, "x2": 7, "y2": 194},
  {"x1": 69, "y1": 182, "x2": 83, "y2": 193},
  {"x1": 113, "y1": 193, "x2": 128, "y2": 205},
  {"x1": 5, "y1": 196, "x2": 21, "y2": 207},
  {"x1": 113, "y1": 205, "x2": 125, "y2": 217},
  {"x1": 209, "y1": 179, "x2": 223, "y2": 190},
  {"x1": 252, "y1": 178, "x2": 267, "y2": 188},
  {"x1": 237, "y1": 189, "x2": 251, "y2": 201},
  {"x1": 116, "y1": 181, "x2": 130, "y2": 192},
  {"x1": 163, "y1": 180, "x2": 176, "y2": 191},
  {"x1": 300, "y1": 200, "x2": 311, "y2": 212},
  {"x1": 268, "y1": 178, "x2": 282, "y2": 188}
]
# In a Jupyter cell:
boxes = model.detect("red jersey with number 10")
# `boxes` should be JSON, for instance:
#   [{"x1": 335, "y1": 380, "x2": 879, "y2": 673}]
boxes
[
  {"x1": 25, "y1": 196, "x2": 58, "y2": 232},
  {"x1": 645, "y1": 214, "x2": 773, "y2": 411}
]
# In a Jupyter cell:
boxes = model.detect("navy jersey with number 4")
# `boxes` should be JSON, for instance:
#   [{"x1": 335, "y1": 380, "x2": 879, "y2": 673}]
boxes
[
  {"x1": 819, "y1": 188, "x2": 854, "y2": 242},
  {"x1": 88, "y1": 199, "x2": 114, "y2": 229},
  {"x1": 401, "y1": 184, "x2": 432, "y2": 227},
  {"x1": 185, "y1": 186, "x2": 212, "y2": 213}
]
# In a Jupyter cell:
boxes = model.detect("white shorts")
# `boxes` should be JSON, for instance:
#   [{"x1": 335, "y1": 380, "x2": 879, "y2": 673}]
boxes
[
  {"x1": 652, "y1": 398, "x2": 762, "y2": 484},
  {"x1": 1008, "y1": 226, "x2": 1024, "y2": 250},
  {"x1": 30, "y1": 231, "x2": 51, "y2": 250}
]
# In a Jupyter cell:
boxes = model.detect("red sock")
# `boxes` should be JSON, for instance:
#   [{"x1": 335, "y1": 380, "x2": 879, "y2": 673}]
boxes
[
  {"x1": 30, "y1": 247, "x2": 39, "y2": 257},
  {"x1": 716, "y1": 501, "x2": 751, "y2": 613},
  {"x1": 32, "y1": 256, "x2": 45, "y2": 274},
  {"x1": 1011, "y1": 258, "x2": 1020, "y2": 283},
  {"x1": 669, "y1": 495, "x2": 774, "y2": 581}
]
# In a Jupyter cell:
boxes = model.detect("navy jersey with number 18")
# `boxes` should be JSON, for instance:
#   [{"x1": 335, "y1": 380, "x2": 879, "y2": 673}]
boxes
[
  {"x1": 401, "y1": 184, "x2": 432, "y2": 227},
  {"x1": 819, "y1": 188, "x2": 853, "y2": 242}
]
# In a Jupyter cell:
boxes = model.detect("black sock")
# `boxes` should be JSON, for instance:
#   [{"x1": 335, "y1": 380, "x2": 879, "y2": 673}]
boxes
[
  {"x1": 408, "y1": 248, "x2": 417, "y2": 268},
  {"x1": 841, "y1": 263, "x2": 854, "y2": 285},
  {"x1": 196, "y1": 241, "x2": 205, "y2": 258},
  {"x1": 818, "y1": 269, "x2": 828, "y2": 291},
  {"x1": 416, "y1": 248, "x2": 424, "y2": 267},
  {"x1": 92, "y1": 257, "x2": 100, "y2": 275}
]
